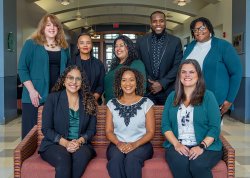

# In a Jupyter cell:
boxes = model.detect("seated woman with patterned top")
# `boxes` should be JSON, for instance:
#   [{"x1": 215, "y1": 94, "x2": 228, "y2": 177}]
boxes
[
  {"x1": 105, "y1": 67, "x2": 155, "y2": 178},
  {"x1": 161, "y1": 59, "x2": 223, "y2": 178}
]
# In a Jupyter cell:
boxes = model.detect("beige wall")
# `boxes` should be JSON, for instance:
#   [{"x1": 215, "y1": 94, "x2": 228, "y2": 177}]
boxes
[{"x1": 174, "y1": 0, "x2": 232, "y2": 46}]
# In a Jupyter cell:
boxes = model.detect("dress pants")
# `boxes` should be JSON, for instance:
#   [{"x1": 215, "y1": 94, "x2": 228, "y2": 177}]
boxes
[
  {"x1": 21, "y1": 103, "x2": 39, "y2": 139},
  {"x1": 165, "y1": 146, "x2": 223, "y2": 178},
  {"x1": 106, "y1": 142, "x2": 153, "y2": 178},
  {"x1": 40, "y1": 144, "x2": 96, "y2": 178}
]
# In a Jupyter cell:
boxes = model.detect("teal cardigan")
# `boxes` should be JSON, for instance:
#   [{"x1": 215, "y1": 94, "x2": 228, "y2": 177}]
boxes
[
  {"x1": 183, "y1": 37, "x2": 242, "y2": 105},
  {"x1": 18, "y1": 39, "x2": 70, "y2": 104},
  {"x1": 104, "y1": 59, "x2": 146, "y2": 102},
  {"x1": 161, "y1": 90, "x2": 222, "y2": 151}
]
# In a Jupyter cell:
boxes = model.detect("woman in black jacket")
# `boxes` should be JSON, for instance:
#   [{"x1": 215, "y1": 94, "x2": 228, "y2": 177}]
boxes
[
  {"x1": 68, "y1": 33, "x2": 105, "y2": 104},
  {"x1": 39, "y1": 65, "x2": 97, "y2": 178}
]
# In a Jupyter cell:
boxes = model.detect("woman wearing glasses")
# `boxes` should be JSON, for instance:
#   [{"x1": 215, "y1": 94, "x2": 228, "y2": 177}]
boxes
[
  {"x1": 183, "y1": 17, "x2": 242, "y2": 117},
  {"x1": 104, "y1": 35, "x2": 146, "y2": 103},
  {"x1": 39, "y1": 65, "x2": 97, "y2": 178},
  {"x1": 161, "y1": 59, "x2": 222, "y2": 178}
]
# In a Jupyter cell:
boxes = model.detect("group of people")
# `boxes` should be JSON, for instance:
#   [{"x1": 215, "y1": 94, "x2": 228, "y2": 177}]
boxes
[{"x1": 18, "y1": 10, "x2": 242, "y2": 178}]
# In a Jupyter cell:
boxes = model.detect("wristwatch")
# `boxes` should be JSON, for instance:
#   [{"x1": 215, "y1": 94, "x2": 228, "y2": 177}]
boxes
[{"x1": 199, "y1": 143, "x2": 206, "y2": 150}]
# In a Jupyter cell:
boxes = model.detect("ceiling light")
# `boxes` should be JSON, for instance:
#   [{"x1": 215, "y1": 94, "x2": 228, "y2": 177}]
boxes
[
  {"x1": 83, "y1": 17, "x2": 90, "y2": 29},
  {"x1": 173, "y1": 0, "x2": 191, "y2": 6},
  {"x1": 56, "y1": 0, "x2": 73, "y2": 6},
  {"x1": 88, "y1": 26, "x2": 95, "y2": 36}
]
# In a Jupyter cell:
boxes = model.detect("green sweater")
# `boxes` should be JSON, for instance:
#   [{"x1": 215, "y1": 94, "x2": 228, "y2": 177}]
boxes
[
  {"x1": 183, "y1": 37, "x2": 242, "y2": 105},
  {"x1": 104, "y1": 59, "x2": 146, "y2": 102},
  {"x1": 161, "y1": 90, "x2": 222, "y2": 151},
  {"x1": 18, "y1": 39, "x2": 69, "y2": 104}
]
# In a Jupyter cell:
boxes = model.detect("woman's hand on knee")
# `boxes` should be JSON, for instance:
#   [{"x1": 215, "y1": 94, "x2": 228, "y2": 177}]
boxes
[
  {"x1": 174, "y1": 143, "x2": 190, "y2": 156},
  {"x1": 189, "y1": 146, "x2": 204, "y2": 160}
]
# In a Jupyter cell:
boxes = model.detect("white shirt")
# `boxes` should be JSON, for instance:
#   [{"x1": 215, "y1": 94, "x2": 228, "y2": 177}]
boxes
[
  {"x1": 177, "y1": 104, "x2": 197, "y2": 146},
  {"x1": 186, "y1": 39, "x2": 212, "y2": 69}
]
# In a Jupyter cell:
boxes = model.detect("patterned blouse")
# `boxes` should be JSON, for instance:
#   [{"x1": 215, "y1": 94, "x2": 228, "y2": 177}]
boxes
[{"x1": 107, "y1": 97, "x2": 154, "y2": 142}]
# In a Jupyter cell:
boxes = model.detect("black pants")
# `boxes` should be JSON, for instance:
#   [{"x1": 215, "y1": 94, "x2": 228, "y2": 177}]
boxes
[
  {"x1": 106, "y1": 142, "x2": 153, "y2": 178},
  {"x1": 21, "y1": 103, "x2": 39, "y2": 139},
  {"x1": 165, "y1": 146, "x2": 223, "y2": 178},
  {"x1": 40, "y1": 144, "x2": 96, "y2": 178}
]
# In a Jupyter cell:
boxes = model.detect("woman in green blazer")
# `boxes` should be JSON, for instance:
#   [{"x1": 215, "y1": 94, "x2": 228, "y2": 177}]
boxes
[
  {"x1": 183, "y1": 17, "x2": 242, "y2": 116},
  {"x1": 18, "y1": 14, "x2": 70, "y2": 139},
  {"x1": 161, "y1": 59, "x2": 222, "y2": 178}
]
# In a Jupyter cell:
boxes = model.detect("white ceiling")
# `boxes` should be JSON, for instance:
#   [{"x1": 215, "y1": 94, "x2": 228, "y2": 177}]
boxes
[{"x1": 30, "y1": 0, "x2": 220, "y2": 32}]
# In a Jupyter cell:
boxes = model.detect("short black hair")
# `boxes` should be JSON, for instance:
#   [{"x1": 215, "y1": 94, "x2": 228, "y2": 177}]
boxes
[
  {"x1": 190, "y1": 17, "x2": 214, "y2": 38},
  {"x1": 150, "y1": 11, "x2": 166, "y2": 21}
]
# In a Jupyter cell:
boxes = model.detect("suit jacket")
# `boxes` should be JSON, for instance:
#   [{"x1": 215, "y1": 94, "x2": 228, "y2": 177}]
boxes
[
  {"x1": 39, "y1": 89, "x2": 97, "y2": 153},
  {"x1": 67, "y1": 55, "x2": 105, "y2": 95},
  {"x1": 136, "y1": 32, "x2": 183, "y2": 92}
]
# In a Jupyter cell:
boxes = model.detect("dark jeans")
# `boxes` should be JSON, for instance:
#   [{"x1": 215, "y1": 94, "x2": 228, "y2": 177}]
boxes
[
  {"x1": 40, "y1": 144, "x2": 96, "y2": 178},
  {"x1": 106, "y1": 142, "x2": 153, "y2": 178},
  {"x1": 165, "y1": 146, "x2": 223, "y2": 178},
  {"x1": 21, "y1": 103, "x2": 39, "y2": 139}
]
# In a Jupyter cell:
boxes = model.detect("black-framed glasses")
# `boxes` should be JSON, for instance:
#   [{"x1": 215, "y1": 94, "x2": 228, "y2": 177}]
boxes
[
  {"x1": 66, "y1": 76, "x2": 82, "y2": 83},
  {"x1": 192, "y1": 25, "x2": 207, "y2": 33}
]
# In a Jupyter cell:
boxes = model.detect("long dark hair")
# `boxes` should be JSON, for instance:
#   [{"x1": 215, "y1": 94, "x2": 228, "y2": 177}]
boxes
[
  {"x1": 52, "y1": 65, "x2": 97, "y2": 116},
  {"x1": 113, "y1": 67, "x2": 144, "y2": 99},
  {"x1": 190, "y1": 17, "x2": 215, "y2": 39},
  {"x1": 110, "y1": 35, "x2": 138, "y2": 70},
  {"x1": 174, "y1": 59, "x2": 205, "y2": 106}
]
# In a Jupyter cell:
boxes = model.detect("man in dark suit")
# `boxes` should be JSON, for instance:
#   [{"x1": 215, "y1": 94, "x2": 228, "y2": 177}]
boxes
[{"x1": 136, "y1": 11, "x2": 183, "y2": 105}]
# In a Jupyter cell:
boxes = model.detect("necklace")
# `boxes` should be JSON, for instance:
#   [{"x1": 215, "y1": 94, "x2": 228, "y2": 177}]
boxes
[{"x1": 46, "y1": 43, "x2": 57, "y2": 48}]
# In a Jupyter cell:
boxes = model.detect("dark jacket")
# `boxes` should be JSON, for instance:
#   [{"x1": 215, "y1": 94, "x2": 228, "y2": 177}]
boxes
[
  {"x1": 68, "y1": 55, "x2": 105, "y2": 95},
  {"x1": 39, "y1": 89, "x2": 97, "y2": 153},
  {"x1": 136, "y1": 32, "x2": 183, "y2": 93}
]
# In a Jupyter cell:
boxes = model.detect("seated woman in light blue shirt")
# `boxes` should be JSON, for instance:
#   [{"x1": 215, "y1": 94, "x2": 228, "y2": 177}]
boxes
[{"x1": 105, "y1": 67, "x2": 155, "y2": 178}]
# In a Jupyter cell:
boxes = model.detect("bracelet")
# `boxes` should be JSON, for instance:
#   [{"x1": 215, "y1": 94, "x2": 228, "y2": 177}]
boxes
[{"x1": 202, "y1": 141, "x2": 208, "y2": 148}]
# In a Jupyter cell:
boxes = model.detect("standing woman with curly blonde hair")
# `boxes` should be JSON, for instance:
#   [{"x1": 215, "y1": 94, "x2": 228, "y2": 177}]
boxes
[{"x1": 18, "y1": 14, "x2": 70, "y2": 139}]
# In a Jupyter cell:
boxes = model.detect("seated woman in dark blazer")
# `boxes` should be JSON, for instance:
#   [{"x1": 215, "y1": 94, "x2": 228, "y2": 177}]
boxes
[
  {"x1": 39, "y1": 65, "x2": 97, "y2": 178},
  {"x1": 161, "y1": 59, "x2": 222, "y2": 178}
]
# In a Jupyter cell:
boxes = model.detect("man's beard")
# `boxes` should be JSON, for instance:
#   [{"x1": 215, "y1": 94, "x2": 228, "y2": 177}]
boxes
[{"x1": 151, "y1": 28, "x2": 166, "y2": 38}]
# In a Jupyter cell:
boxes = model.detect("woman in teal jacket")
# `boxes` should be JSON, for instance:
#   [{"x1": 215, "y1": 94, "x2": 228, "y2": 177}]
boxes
[
  {"x1": 161, "y1": 59, "x2": 222, "y2": 178},
  {"x1": 104, "y1": 35, "x2": 146, "y2": 103},
  {"x1": 183, "y1": 17, "x2": 242, "y2": 116},
  {"x1": 18, "y1": 14, "x2": 70, "y2": 139}
]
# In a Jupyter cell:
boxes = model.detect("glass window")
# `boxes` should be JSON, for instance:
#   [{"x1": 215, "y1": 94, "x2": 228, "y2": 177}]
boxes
[
  {"x1": 92, "y1": 46, "x2": 99, "y2": 59},
  {"x1": 104, "y1": 34, "x2": 119, "y2": 39},
  {"x1": 105, "y1": 44, "x2": 114, "y2": 71},
  {"x1": 123, "y1": 34, "x2": 137, "y2": 39}
]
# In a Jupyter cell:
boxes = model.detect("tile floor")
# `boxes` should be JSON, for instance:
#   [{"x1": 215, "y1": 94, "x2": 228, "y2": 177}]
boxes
[{"x1": 0, "y1": 115, "x2": 250, "y2": 178}]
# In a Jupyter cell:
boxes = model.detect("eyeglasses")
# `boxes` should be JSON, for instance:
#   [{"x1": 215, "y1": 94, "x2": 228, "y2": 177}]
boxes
[
  {"x1": 192, "y1": 25, "x2": 207, "y2": 34},
  {"x1": 66, "y1": 76, "x2": 82, "y2": 83},
  {"x1": 114, "y1": 43, "x2": 126, "y2": 49}
]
